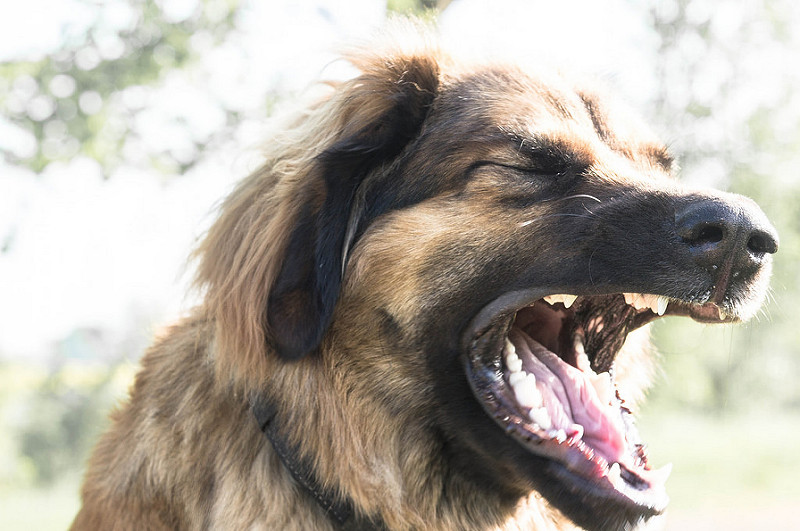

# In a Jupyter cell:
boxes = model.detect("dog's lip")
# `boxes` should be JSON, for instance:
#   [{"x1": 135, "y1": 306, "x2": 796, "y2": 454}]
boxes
[
  {"x1": 461, "y1": 286, "x2": 735, "y2": 352},
  {"x1": 464, "y1": 346, "x2": 670, "y2": 515},
  {"x1": 460, "y1": 286, "x2": 731, "y2": 518},
  {"x1": 463, "y1": 313, "x2": 669, "y2": 517},
  {"x1": 461, "y1": 287, "x2": 562, "y2": 352}
]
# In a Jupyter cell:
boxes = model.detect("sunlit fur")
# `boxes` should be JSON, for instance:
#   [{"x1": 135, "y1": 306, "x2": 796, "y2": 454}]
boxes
[{"x1": 72, "y1": 27, "x2": 773, "y2": 531}]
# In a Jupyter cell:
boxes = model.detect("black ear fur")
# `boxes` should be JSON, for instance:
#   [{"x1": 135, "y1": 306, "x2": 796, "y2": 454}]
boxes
[{"x1": 267, "y1": 57, "x2": 440, "y2": 359}]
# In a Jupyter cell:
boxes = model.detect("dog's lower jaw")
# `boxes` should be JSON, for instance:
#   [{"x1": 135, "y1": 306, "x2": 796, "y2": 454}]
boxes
[{"x1": 509, "y1": 492, "x2": 605, "y2": 531}]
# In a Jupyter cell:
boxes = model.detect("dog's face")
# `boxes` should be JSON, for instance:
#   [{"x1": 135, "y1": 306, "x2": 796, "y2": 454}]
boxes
[
  {"x1": 202, "y1": 48, "x2": 777, "y2": 530},
  {"x1": 322, "y1": 65, "x2": 777, "y2": 528}
]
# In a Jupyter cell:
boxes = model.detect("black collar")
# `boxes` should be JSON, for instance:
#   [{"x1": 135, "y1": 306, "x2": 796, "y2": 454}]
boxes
[{"x1": 249, "y1": 393, "x2": 386, "y2": 530}]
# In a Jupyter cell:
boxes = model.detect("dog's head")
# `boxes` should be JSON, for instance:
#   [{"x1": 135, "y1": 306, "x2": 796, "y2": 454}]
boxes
[{"x1": 196, "y1": 38, "x2": 777, "y2": 530}]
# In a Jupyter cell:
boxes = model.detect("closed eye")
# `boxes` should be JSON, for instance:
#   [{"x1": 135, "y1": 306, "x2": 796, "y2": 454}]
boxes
[{"x1": 507, "y1": 133, "x2": 592, "y2": 177}]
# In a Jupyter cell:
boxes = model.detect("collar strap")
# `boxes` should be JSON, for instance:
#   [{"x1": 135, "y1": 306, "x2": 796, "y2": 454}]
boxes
[{"x1": 249, "y1": 393, "x2": 386, "y2": 530}]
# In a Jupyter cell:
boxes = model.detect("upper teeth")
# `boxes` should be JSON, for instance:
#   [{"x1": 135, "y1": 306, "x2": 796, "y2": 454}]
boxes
[
  {"x1": 544, "y1": 293, "x2": 669, "y2": 315},
  {"x1": 543, "y1": 294, "x2": 577, "y2": 308},
  {"x1": 622, "y1": 293, "x2": 670, "y2": 315},
  {"x1": 657, "y1": 296, "x2": 668, "y2": 315}
]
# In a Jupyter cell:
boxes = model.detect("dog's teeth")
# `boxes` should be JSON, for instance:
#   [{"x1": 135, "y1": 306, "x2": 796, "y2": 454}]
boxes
[
  {"x1": 503, "y1": 338, "x2": 516, "y2": 358},
  {"x1": 642, "y1": 294, "x2": 659, "y2": 314},
  {"x1": 505, "y1": 354, "x2": 522, "y2": 373},
  {"x1": 506, "y1": 356, "x2": 523, "y2": 373},
  {"x1": 573, "y1": 335, "x2": 592, "y2": 373},
  {"x1": 504, "y1": 339, "x2": 523, "y2": 372},
  {"x1": 625, "y1": 293, "x2": 641, "y2": 309},
  {"x1": 508, "y1": 371, "x2": 526, "y2": 387},
  {"x1": 529, "y1": 407, "x2": 552, "y2": 430},
  {"x1": 544, "y1": 294, "x2": 563, "y2": 305},
  {"x1": 590, "y1": 372, "x2": 613, "y2": 406},
  {"x1": 656, "y1": 296, "x2": 669, "y2": 316},
  {"x1": 624, "y1": 293, "x2": 669, "y2": 315},
  {"x1": 567, "y1": 423, "x2": 584, "y2": 440},
  {"x1": 640, "y1": 294, "x2": 669, "y2": 315},
  {"x1": 512, "y1": 375, "x2": 542, "y2": 408},
  {"x1": 607, "y1": 462, "x2": 624, "y2": 488},
  {"x1": 543, "y1": 294, "x2": 577, "y2": 307}
]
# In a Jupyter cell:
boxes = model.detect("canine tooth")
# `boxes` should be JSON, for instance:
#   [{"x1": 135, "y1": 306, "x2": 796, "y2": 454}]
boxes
[
  {"x1": 656, "y1": 296, "x2": 669, "y2": 316},
  {"x1": 529, "y1": 407, "x2": 552, "y2": 430},
  {"x1": 563, "y1": 294, "x2": 577, "y2": 308},
  {"x1": 607, "y1": 462, "x2": 624, "y2": 488}
]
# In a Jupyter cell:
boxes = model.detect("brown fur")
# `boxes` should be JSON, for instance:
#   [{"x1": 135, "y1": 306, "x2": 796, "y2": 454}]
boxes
[{"x1": 72, "y1": 31, "x2": 774, "y2": 531}]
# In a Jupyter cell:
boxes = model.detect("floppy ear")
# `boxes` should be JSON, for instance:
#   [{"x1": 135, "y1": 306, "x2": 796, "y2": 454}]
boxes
[{"x1": 267, "y1": 53, "x2": 440, "y2": 359}]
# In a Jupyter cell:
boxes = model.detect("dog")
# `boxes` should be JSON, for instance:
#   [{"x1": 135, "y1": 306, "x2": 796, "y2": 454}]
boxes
[{"x1": 71, "y1": 34, "x2": 778, "y2": 531}]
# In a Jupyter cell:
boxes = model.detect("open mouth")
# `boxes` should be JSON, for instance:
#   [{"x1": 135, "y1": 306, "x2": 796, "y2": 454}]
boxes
[{"x1": 463, "y1": 289, "x2": 734, "y2": 519}]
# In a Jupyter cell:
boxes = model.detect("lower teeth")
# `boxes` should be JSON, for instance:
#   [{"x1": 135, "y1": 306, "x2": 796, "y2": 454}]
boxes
[{"x1": 528, "y1": 407, "x2": 552, "y2": 430}]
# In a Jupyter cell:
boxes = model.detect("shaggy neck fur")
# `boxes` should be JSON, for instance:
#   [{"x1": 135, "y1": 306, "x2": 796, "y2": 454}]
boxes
[
  {"x1": 238, "y1": 314, "x2": 576, "y2": 531},
  {"x1": 249, "y1": 391, "x2": 378, "y2": 528}
]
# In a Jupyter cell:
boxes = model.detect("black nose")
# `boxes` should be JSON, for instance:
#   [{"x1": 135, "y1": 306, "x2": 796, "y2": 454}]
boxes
[{"x1": 677, "y1": 195, "x2": 778, "y2": 277}]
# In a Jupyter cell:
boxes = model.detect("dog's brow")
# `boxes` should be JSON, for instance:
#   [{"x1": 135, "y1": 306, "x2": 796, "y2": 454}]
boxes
[{"x1": 499, "y1": 130, "x2": 592, "y2": 172}]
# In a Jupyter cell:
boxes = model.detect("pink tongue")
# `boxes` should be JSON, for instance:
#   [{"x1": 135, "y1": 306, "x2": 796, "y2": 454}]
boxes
[{"x1": 509, "y1": 329, "x2": 627, "y2": 465}]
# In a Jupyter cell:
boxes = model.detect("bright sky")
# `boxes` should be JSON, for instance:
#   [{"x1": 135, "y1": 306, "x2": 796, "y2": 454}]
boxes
[{"x1": 5, "y1": 0, "x2": 787, "y2": 362}]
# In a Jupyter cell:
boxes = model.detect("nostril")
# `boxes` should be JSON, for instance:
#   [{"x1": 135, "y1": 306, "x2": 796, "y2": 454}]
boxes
[
  {"x1": 747, "y1": 230, "x2": 779, "y2": 255},
  {"x1": 682, "y1": 222, "x2": 725, "y2": 247},
  {"x1": 695, "y1": 224, "x2": 724, "y2": 246}
]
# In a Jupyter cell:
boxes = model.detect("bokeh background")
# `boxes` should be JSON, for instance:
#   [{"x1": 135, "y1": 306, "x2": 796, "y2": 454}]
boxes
[{"x1": 2, "y1": 0, "x2": 799, "y2": 529}]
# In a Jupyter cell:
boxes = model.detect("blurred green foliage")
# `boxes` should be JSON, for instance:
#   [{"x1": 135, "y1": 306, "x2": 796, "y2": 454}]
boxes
[
  {"x1": 0, "y1": 354, "x2": 134, "y2": 489},
  {"x1": 0, "y1": 0, "x2": 454, "y2": 494},
  {"x1": 1, "y1": 1, "x2": 799, "y2": 528},
  {"x1": 644, "y1": 0, "x2": 800, "y2": 415},
  {"x1": 387, "y1": 0, "x2": 451, "y2": 16},
  {"x1": 0, "y1": 0, "x2": 242, "y2": 175}
]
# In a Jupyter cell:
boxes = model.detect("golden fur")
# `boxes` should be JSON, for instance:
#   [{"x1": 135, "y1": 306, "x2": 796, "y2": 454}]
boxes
[{"x1": 72, "y1": 30, "x2": 775, "y2": 531}]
